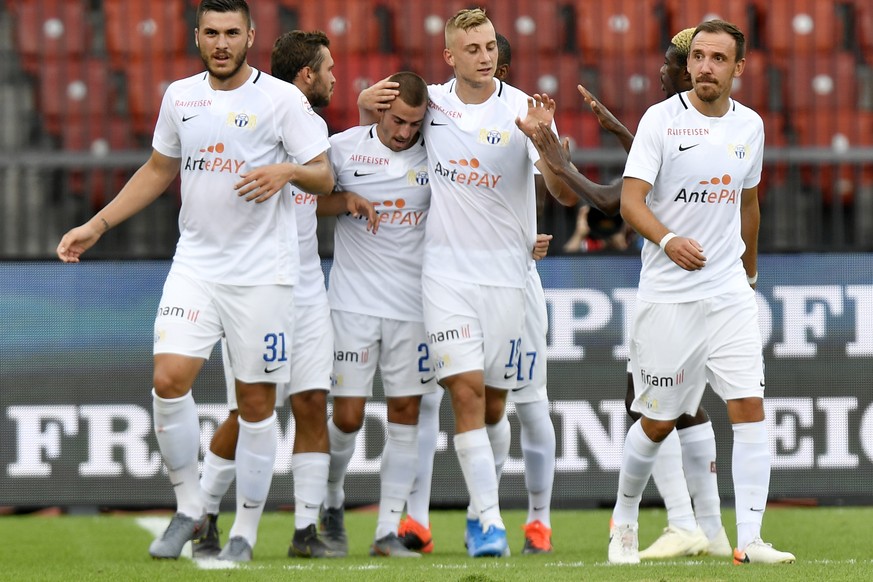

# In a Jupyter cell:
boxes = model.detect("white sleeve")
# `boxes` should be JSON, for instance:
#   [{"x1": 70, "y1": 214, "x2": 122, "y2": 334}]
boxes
[
  {"x1": 278, "y1": 91, "x2": 331, "y2": 164},
  {"x1": 151, "y1": 86, "x2": 181, "y2": 158},
  {"x1": 623, "y1": 107, "x2": 663, "y2": 186}
]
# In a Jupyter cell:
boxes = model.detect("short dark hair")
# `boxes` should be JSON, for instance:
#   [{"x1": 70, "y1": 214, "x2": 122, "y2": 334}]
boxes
[
  {"x1": 692, "y1": 19, "x2": 746, "y2": 61},
  {"x1": 197, "y1": 0, "x2": 251, "y2": 29},
  {"x1": 495, "y1": 32, "x2": 511, "y2": 69},
  {"x1": 271, "y1": 30, "x2": 331, "y2": 83},
  {"x1": 388, "y1": 71, "x2": 428, "y2": 108}
]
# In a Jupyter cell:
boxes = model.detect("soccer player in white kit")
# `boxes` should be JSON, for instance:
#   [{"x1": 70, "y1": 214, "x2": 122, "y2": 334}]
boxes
[
  {"x1": 316, "y1": 72, "x2": 434, "y2": 559},
  {"x1": 194, "y1": 30, "x2": 363, "y2": 561},
  {"x1": 416, "y1": 9, "x2": 576, "y2": 558},
  {"x1": 608, "y1": 20, "x2": 795, "y2": 565},
  {"x1": 575, "y1": 28, "x2": 731, "y2": 560},
  {"x1": 56, "y1": 0, "x2": 334, "y2": 560}
]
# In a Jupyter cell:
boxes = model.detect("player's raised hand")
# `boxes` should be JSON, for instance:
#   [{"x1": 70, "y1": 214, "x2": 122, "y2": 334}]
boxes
[
  {"x1": 515, "y1": 93, "x2": 556, "y2": 138},
  {"x1": 531, "y1": 123, "x2": 571, "y2": 174}
]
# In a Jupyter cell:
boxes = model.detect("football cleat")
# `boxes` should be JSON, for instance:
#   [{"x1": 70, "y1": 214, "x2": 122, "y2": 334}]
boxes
[
  {"x1": 733, "y1": 538, "x2": 795, "y2": 564},
  {"x1": 289, "y1": 523, "x2": 339, "y2": 558},
  {"x1": 639, "y1": 524, "x2": 709, "y2": 559},
  {"x1": 370, "y1": 533, "x2": 422, "y2": 558},
  {"x1": 398, "y1": 516, "x2": 433, "y2": 553},
  {"x1": 522, "y1": 520, "x2": 553, "y2": 554},
  {"x1": 192, "y1": 513, "x2": 222, "y2": 559},
  {"x1": 149, "y1": 512, "x2": 206, "y2": 559},
  {"x1": 319, "y1": 506, "x2": 348, "y2": 557},
  {"x1": 217, "y1": 536, "x2": 252, "y2": 562},
  {"x1": 608, "y1": 520, "x2": 640, "y2": 564}
]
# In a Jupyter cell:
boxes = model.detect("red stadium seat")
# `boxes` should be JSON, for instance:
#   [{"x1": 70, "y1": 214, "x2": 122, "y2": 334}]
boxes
[
  {"x1": 60, "y1": 115, "x2": 137, "y2": 153},
  {"x1": 664, "y1": 0, "x2": 752, "y2": 37},
  {"x1": 484, "y1": 0, "x2": 574, "y2": 55},
  {"x1": 576, "y1": 0, "x2": 662, "y2": 62},
  {"x1": 507, "y1": 54, "x2": 586, "y2": 113},
  {"x1": 784, "y1": 53, "x2": 858, "y2": 113},
  {"x1": 759, "y1": 0, "x2": 844, "y2": 57},
  {"x1": 324, "y1": 53, "x2": 403, "y2": 132},
  {"x1": 591, "y1": 53, "x2": 667, "y2": 133},
  {"x1": 391, "y1": 0, "x2": 474, "y2": 56},
  {"x1": 60, "y1": 115, "x2": 140, "y2": 209},
  {"x1": 245, "y1": 0, "x2": 283, "y2": 71},
  {"x1": 554, "y1": 111, "x2": 602, "y2": 150},
  {"x1": 730, "y1": 50, "x2": 774, "y2": 113},
  {"x1": 11, "y1": 0, "x2": 90, "y2": 73},
  {"x1": 282, "y1": 0, "x2": 391, "y2": 54},
  {"x1": 851, "y1": 0, "x2": 873, "y2": 63},
  {"x1": 125, "y1": 57, "x2": 205, "y2": 135},
  {"x1": 793, "y1": 110, "x2": 873, "y2": 205},
  {"x1": 104, "y1": 0, "x2": 188, "y2": 68},
  {"x1": 38, "y1": 58, "x2": 116, "y2": 135}
]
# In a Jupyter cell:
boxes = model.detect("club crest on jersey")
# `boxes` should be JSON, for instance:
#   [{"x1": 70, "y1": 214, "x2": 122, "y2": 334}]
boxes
[
  {"x1": 226, "y1": 112, "x2": 257, "y2": 130},
  {"x1": 478, "y1": 128, "x2": 510, "y2": 146},
  {"x1": 729, "y1": 143, "x2": 749, "y2": 160},
  {"x1": 407, "y1": 167, "x2": 429, "y2": 186}
]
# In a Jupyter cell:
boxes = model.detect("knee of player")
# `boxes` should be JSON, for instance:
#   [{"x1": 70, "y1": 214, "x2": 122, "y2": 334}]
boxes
[
  {"x1": 640, "y1": 416, "x2": 677, "y2": 442},
  {"x1": 331, "y1": 397, "x2": 366, "y2": 433},
  {"x1": 387, "y1": 396, "x2": 421, "y2": 425}
]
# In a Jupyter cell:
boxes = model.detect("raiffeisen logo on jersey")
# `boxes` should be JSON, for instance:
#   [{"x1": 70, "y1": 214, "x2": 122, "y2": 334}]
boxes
[
  {"x1": 183, "y1": 142, "x2": 246, "y2": 173},
  {"x1": 372, "y1": 198, "x2": 425, "y2": 227},
  {"x1": 433, "y1": 157, "x2": 501, "y2": 188},
  {"x1": 673, "y1": 174, "x2": 739, "y2": 205},
  {"x1": 407, "y1": 167, "x2": 429, "y2": 186},
  {"x1": 477, "y1": 128, "x2": 510, "y2": 147},
  {"x1": 225, "y1": 111, "x2": 258, "y2": 129}
]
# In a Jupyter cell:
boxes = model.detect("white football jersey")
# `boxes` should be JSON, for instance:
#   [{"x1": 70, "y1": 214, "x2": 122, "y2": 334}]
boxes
[
  {"x1": 327, "y1": 125, "x2": 430, "y2": 322},
  {"x1": 423, "y1": 78, "x2": 540, "y2": 288},
  {"x1": 624, "y1": 92, "x2": 764, "y2": 303},
  {"x1": 152, "y1": 68, "x2": 329, "y2": 286},
  {"x1": 290, "y1": 114, "x2": 329, "y2": 306}
]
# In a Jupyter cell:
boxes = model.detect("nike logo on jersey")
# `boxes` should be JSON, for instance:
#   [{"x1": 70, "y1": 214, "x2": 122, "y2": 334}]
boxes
[
  {"x1": 511, "y1": 386, "x2": 525, "y2": 392},
  {"x1": 182, "y1": 114, "x2": 199, "y2": 122},
  {"x1": 420, "y1": 376, "x2": 435, "y2": 384},
  {"x1": 429, "y1": 120, "x2": 447, "y2": 126},
  {"x1": 504, "y1": 371, "x2": 517, "y2": 380},
  {"x1": 678, "y1": 143, "x2": 699, "y2": 151},
  {"x1": 264, "y1": 365, "x2": 285, "y2": 374},
  {"x1": 354, "y1": 170, "x2": 374, "y2": 177}
]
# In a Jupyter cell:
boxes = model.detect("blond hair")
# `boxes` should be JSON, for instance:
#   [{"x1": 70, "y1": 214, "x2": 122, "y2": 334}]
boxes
[
  {"x1": 670, "y1": 27, "x2": 695, "y2": 56},
  {"x1": 445, "y1": 8, "x2": 491, "y2": 47}
]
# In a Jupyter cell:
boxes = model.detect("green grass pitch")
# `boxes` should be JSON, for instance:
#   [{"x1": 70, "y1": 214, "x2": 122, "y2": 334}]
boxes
[{"x1": 2, "y1": 507, "x2": 870, "y2": 581}]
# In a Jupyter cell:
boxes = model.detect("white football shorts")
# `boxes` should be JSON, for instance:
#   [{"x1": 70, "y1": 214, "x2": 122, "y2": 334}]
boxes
[
  {"x1": 509, "y1": 267, "x2": 548, "y2": 404},
  {"x1": 331, "y1": 310, "x2": 437, "y2": 398},
  {"x1": 421, "y1": 274, "x2": 525, "y2": 390},
  {"x1": 223, "y1": 299, "x2": 332, "y2": 409},
  {"x1": 629, "y1": 287, "x2": 764, "y2": 420},
  {"x1": 154, "y1": 271, "x2": 293, "y2": 385}
]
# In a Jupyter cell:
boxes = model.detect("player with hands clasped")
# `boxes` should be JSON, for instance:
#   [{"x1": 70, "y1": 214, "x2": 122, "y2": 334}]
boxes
[{"x1": 608, "y1": 20, "x2": 795, "y2": 566}]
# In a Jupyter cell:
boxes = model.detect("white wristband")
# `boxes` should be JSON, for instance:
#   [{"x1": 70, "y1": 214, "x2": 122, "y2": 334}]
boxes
[
  {"x1": 747, "y1": 272, "x2": 758, "y2": 285},
  {"x1": 659, "y1": 232, "x2": 677, "y2": 251}
]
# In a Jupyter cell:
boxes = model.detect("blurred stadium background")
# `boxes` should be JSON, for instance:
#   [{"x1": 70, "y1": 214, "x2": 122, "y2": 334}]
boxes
[
  {"x1": 2, "y1": 0, "x2": 872, "y2": 256},
  {"x1": 2, "y1": 1, "x2": 872, "y2": 512}
]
